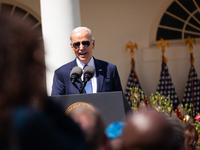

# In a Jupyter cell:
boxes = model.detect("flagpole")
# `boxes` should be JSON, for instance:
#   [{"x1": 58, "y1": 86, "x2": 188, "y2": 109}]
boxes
[
  {"x1": 190, "y1": 53, "x2": 194, "y2": 113},
  {"x1": 157, "y1": 38, "x2": 169, "y2": 98},
  {"x1": 185, "y1": 36, "x2": 196, "y2": 116},
  {"x1": 157, "y1": 38, "x2": 181, "y2": 120},
  {"x1": 131, "y1": 58, "x2": 136, "y2": 87},
  {"x1": 126, "y1": 41, "x2": 139, "y2": 87}
]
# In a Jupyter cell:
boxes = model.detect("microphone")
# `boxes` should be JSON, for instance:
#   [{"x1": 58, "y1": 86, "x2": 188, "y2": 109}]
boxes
[
  {"x1": 83, "y1": 65, "x2": 95, "y2": 82},
  {"x1": 70, "y1": 66, "x2": 83, "y2": 84}
]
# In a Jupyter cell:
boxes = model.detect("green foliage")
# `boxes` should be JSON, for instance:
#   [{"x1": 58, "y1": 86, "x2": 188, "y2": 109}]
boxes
[
  {"x1": 129, "y1": 87, "x2": 173, "y2": 116},
  {"x1": 128, "y1": 87, "x2": 197, "y2": 120},
  {"x1": 128, "y1": 87, "x2": 200, "y2": 149}
]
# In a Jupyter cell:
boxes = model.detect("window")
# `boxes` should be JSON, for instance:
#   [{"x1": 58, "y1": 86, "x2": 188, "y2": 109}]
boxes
[
  {"x1": 0, "y1": 2, "x2": 42, "y2": 38},
  {"x1": 156, "y1": 0, "x2": 200, "y2": 41}
]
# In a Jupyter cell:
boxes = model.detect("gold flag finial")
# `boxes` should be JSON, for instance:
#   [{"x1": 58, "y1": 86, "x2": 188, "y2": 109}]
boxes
[
  {"x1": 126, "y1": 41, "x2": 138, "y2": 59},
  {"x1": 157, "y1": 38, "x2": 169, "y2": 57},
  {"x1": 185, "y1": 36, "x2": 196, "y2": 66},
  {"x1": 185, "y1": 36, "x2": 196, "y2": 54}
]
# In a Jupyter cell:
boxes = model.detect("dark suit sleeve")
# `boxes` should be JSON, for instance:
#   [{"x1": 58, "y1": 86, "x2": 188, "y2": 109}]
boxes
[
  {"x1": 51, "y1": 70, "x2": 65, "y2": 96},
  {"x1": 113, "y1": 65, "x2": 123, "y2": 91}
]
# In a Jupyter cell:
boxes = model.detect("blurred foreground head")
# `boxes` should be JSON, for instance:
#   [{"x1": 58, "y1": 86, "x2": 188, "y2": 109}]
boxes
[
  {"x1": 123, "y1": 110, "x2": 174, "y2": 150},
  {"x1": 68, "y1": 104, "x2": 106, "y2": 150},
  {"x1": 0, "y1": 14, "x2": 46, "y2": 135},
  {"x1": 167, "y1": 117, "x2": 185, "y2": 150},
  {"x1": 185, "y1": 123, "x2": 199, "y2": 150}
]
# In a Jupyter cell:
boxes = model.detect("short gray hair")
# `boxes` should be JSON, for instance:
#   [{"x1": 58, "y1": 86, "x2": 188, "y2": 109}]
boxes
[{"x1": 70, "y1": 27, "x2": 94, "y2": 42}]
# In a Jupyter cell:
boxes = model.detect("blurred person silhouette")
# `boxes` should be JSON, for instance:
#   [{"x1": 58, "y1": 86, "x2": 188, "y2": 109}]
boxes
[
  {"x1": 105, "y1": 121, "x2": 126, "y2": 150},
  {"x1": 68, "y1": 104, "x2": 107, "y2": 150},
  {"x1": 0, "y1": 13, "x2": 87, "y2": 150},
  {"x1": 123, "y1": 110, "x2": 175, "y2": 150},
  {"x1": 185, "y1": 123, "x2": 199, "y2": 150}
]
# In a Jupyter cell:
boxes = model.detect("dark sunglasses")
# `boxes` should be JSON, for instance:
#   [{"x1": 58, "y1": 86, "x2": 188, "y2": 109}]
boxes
[{"x1": 72, "y1": 41, "x2": 91, "y2": 49}]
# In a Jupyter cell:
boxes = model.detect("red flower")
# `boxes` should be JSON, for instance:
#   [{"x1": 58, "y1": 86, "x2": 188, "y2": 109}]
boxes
[{"x1": 195, "y1": 115, "x2": 200, "y2": 120}]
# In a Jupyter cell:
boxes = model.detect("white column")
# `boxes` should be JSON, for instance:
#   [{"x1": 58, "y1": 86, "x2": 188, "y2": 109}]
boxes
[{"x1": 40, "y1": 0, "x2": 81, "y2": 95}]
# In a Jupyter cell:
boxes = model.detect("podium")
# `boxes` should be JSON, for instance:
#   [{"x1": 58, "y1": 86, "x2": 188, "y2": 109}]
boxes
[{"x1": 50, "y1": 91, "x2": 131, "y2": 126}]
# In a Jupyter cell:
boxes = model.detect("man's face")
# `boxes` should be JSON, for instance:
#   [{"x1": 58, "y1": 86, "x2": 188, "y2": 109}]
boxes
[{"x1": 70, "y1": 30, "x2": 95, "y2": 64}]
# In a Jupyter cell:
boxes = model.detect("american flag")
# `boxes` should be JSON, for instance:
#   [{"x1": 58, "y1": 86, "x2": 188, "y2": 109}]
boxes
[
  {"x1": 124, "y1": 65, "x2": 144, "y2": 106},
  {"x1": 182, "y1": 66, "x2": 200, "y2": 114},
  {"x1": 156, "y1": 58, "x2": 179, "y2": 109}
]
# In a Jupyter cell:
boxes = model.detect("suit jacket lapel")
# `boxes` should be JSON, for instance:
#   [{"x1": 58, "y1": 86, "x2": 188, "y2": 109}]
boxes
[
  {"x1": 94, "y1": 58, "x2": 104, "y2": 92},
  {"x1": 69, "y1": 59, "x2": 78, "y2": 70}
]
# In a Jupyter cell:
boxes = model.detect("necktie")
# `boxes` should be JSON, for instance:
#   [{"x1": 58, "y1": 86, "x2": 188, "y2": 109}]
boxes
[{"x1": 84, "y1": 64, "x2": 93, "y2": 93}]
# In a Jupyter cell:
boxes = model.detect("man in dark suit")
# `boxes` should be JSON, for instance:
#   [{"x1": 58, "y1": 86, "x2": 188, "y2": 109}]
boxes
[{"x1": 51, "y1": 27, "x2": 122, "y2": 95}]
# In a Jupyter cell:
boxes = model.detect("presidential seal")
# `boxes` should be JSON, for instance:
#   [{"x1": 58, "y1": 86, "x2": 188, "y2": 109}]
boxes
[{"x1": 65, "y1": 102, "x2": 95, "y2": 115}]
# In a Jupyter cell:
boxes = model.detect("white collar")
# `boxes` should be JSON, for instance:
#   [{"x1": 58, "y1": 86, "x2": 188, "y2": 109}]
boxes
[{"x1": 76, "y1": 57, "x2": 95, "y2": 69}]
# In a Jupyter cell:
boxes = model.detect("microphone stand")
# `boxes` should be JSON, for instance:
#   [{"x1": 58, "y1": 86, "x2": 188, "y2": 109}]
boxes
[
  {"x1": 71, "y1": 79, "x2": 84, "y2": 94},
  {"x1": 71, "y1": 73, "x2": 93, "y2": 94},
  {"x1": 71, "y1": 65, "x2": 95, "y2": 94},
  {"x1": 79, "y1": 81, "x2": 84, "y2": 94},
  {"x1": 71, "y1": 78, "x2": 88, "y2": 94},
  {"x1": 79, "y1": 80, "x2": 88, "y2": 94},
  {"x1": 79, "y1": 74, "x2": 91, "y2": 94}
]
